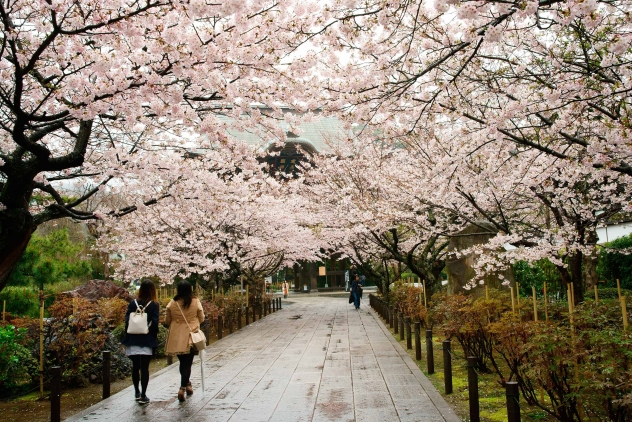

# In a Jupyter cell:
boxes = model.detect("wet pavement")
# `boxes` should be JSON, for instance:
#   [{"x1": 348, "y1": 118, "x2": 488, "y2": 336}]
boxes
[{"x1": 67, "y1": 295, "x2": 459, "y2": 422}]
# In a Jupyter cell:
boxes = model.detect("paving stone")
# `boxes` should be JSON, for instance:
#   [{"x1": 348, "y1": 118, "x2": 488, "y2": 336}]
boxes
[{"x1": 66, "y1": 295, "x2": 459, "y2": 422}]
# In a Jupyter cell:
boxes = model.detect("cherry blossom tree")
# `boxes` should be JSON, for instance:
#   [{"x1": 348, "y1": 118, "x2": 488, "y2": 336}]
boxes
[
  {"x1": 96, "y1": 142, "x2": 325, "y2": 285},
  {"x1": 297, "y1": 0, "x2": 632, "y2": 301},
  {"x1": 0, "y1": 0, "x2": 325, "y2": 291},
  {"x1": 300, "y1": 137, "x2": 466, "y2": 297}
]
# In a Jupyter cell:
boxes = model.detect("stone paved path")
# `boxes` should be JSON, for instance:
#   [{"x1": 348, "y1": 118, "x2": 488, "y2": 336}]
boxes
[{"x1": 67, "y1": 295, "x2": 460, "y2": 422}]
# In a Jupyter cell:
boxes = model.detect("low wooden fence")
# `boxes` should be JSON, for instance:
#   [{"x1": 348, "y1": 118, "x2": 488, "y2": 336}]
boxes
[
  {"x1": 369, "y1": 294, "x2": 521, "y2": 422},
  {"x1": 50, "y1": 296, "x2": 283, "y2": 420}
]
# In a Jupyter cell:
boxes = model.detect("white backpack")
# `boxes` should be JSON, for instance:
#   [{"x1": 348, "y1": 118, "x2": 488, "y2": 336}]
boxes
[{"x1": 127, "y1": 300, "x2": 151, "y2": 334}]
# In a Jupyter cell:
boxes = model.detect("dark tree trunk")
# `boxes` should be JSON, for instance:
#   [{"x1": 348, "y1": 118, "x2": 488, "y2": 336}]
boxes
[
  {"x1": 568, "y1": 252, "x2": 584, "y2": 304},
  {"x1": 0, "y1": 209, "x2": 34, "y2": 291}
]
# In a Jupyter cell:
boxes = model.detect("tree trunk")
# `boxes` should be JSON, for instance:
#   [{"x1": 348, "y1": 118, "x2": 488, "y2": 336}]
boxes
[
  {"x1": 568, "y1": 251, "x2": 585, "y2": 304},
  {"x1": 0, "y1": 209, "x2": 34, "y2": 292}
]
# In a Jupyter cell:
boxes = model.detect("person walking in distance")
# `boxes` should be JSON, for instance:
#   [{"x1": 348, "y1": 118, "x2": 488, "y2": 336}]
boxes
[
  {"x1": 121, "y1": 279, "x2": 159, "y2": 405},
  {"x1": 165, "y1": 281, "x2": 205, "y2": 402},
  {"x1": 349, "y1": 264, "x2": 358, "y2": 291},
  {"x1": 282, "y1": 281, "x2": 289, "y2": 299},
  {"x1": 351, "y1": 275, "x2": 363, "y2": 310}
]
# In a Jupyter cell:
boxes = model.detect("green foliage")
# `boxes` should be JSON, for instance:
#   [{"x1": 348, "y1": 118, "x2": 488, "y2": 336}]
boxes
[
  {"x1": 597, "y1": 233, "x2": 632, "y2": 290},
  {"x1": 111, "y1": 323, "x2": 126, "y2": 343},
  {"x1": 586, "y1": 287, "x2": 632, "y2": 300},
  {"x1": 0, "y1": 325, "x2": 38, "y2": 395},
  {"x1": 513, "y1": 259, "x2": 561, "y2": 297},
  {"x1": 7, "y1": 228, "x2": 93, "y2": 290},
  {"x1": 0, "y1": 287, "x2": 40, "y2": 317},
  {"x1": 156, "y1": 324, "x2": 168, "y2": 357}
]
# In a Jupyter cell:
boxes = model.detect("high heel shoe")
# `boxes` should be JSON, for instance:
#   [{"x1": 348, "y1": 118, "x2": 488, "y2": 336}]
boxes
[
  {"x1": 186, "y1": 382, "x2": 193, "y2": 396},
  {"x1": 178, "y1": 387, "x2": 186, "y2": 402}
]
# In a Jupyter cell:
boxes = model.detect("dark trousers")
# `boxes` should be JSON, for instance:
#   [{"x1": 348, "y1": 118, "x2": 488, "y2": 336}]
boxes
[
  {"x1": 129, "y1": 354, "x2": 151, "y2": 396},
  {"x1": 177, "y1": 349, "x2": 196, "y2": 387},
  {"x1": 353, "y1": 291, "x2": 360, "y2": 309}
]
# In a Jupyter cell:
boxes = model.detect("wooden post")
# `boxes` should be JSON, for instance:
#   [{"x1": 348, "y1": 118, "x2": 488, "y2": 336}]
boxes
[
  {"x1": 394, "y1": 311, "x2": 399, "y2": 335},
  {"x1": 467, "y1": 356, "x2": 480, "y2": 422},
  {"x1": 399, "y1": 313, "x2": 405, "y2": 342},
  {"x1": 594, "y1": 285, "x2": 599, "y2": 304},
  {"x1": 532, "y1": 286, "x2": 538, "y2": 322},
  {"x1": 217, "y1": 314, "x2": 223, "y2": 340},
  {"x1": 443, "y1": 340, "x2": 453, "y2": 394},
  {"x1": 570, "y1": 282, "x2": 575, "y2": 310},
  {"x1": 544, "y1": 282, "x2": 549, "y2": 322},
  {"x1": 621, "y1": 296, "x2": 629, "y2": 330},
  {"x1": 39, "y1": 295, "x2": 44, "y2": 399},
  {"x1": 617, "y1": 279, "x2": 622, "y2": 299},
  {"x1": 405, "y1": 317, "x2": 412, "y2": 350},
  {"x1": 414, "y1": 321, "x2": 422, "y2": 361},
  {"x1": 516, "y1": 282, "x2": 520, "y2": 307},
  {"x1": 506, "y1": 382, "x2": 520, "y2": 422},
  {"x1": 50, "y1": 366, "x2": 62, "y2": 422},
  {"x1": 423, "y1": 279, "x2": 427, "y2": 308},
  {"x1": 102, "y1": 350, "x2": 111, "y2": 399},
  {"x1": 426, "y1": 329, "x2": 434, "y2": 374},
  {"x1": 510, "y1": 287, "x2": 515, "y2": 314},
  {"x1": 567, "y1": 285, "x2": 574, "y2": 334},
  {"x1": 238, "y1": 307, "x2": 243, "y2": 330},
  {"x1": 485, "y1": 285, "x2": 489, "y2": 300}
]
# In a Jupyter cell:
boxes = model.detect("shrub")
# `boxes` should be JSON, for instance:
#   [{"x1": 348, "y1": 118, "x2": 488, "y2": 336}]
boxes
[
  {"x1": 586, "y1": 287, "x2": 632, "y2": 300},
  {"x1": 389, "y1": 282, "x2": 425, "y2": 322},
  {"x1": 0, "y1": 325, "x2": 38, "y2": 396},
  {"x1": 45, "y1": 297, "x2": 109, "y2": 386},
  {"x1": 433, "y1": 290, "x2": 511, "y2": 373},
  {"x1": 95, "y1": 297, "x2": 128, "y2": 327},
  {"x1": 7, "y1": 228, "x2": 93, "y2": 289},
  {"x1": 0, "y1": 287, "x2": 40, "y2": 317},
  {"x1": 597, "y1": 233, "x2": 632, "y2": 290}
]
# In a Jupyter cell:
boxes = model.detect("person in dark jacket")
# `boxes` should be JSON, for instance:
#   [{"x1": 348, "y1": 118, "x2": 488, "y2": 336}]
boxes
[
  {"x1": 121, "y1": 279, "x2": 159, "y2": 405},
  {"x1": 351, "y1": 275, "x2": 362, "y2": 309},
  {"x1": 349, "y1": 265, "x2": 359, "y2": 291}
]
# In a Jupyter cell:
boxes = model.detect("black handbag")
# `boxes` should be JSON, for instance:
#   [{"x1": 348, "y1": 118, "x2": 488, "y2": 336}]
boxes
[{"x1": 349, "y1": 292, "x2": 353, "y2": 304}]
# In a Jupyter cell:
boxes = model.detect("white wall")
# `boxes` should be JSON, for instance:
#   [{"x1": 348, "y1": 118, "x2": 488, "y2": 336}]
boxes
[{"x1": 597, "y1": 222, "x2": 632, "y2": 244}]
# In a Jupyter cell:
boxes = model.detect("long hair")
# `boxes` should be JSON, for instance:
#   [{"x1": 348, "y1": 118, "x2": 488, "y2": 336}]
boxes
[
  {"x1": 137, "y1": 278, "x2": 157, "y2": 304},
  {"x1": 174, "y1": 281, "x2": 194, "y2": 309}
]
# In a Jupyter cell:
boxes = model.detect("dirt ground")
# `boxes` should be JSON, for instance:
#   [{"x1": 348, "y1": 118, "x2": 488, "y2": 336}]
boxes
[{"x1": 1, "y1": 357, "x2": 170, "y2": 422}]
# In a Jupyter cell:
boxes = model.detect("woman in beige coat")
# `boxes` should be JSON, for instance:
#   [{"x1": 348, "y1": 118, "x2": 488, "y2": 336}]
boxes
[{"x1": 165, "y1": 281, "x2": 205, "y2": 402}]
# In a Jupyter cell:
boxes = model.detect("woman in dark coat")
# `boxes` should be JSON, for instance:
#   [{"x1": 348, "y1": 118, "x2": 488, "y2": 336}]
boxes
[
  {"x1": 351, "y1": 275, "x2": 362, "y2": 309},
  {"x1": 121, "y1": 279, "x2": 160, "y2": 405}
]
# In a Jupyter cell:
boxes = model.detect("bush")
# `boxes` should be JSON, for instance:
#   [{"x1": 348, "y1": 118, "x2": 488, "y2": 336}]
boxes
[
  {"x1": 7, "y1": 228, "x2": 93, "y2": 289},
  {"x1": 0, "y1": 287, "x2": 40, "y2": 317},
  {"x1": 586, "y1": 287, "x2": 632, "y2": 300},
  {"x1": 0, "y1": 325, "x2": 38, "y2": 396},
  {"x1": 597, "y1": 233, "x2": 632, "y2": 290}
]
